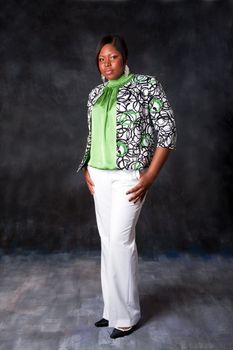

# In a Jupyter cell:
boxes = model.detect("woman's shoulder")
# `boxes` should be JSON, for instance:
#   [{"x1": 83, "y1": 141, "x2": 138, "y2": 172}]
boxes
[
  {"x1": 132, "y1": 73, "x2": 159, "y2": 85},
  {"x1": 87, "y1": 82, "x2": 104, "y2": 104},
  {"x1": 89, "y1": 82, "x2": 104, "y2": 95}
]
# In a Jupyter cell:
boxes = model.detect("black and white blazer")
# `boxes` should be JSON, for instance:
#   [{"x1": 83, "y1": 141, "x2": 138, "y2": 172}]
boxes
[{"x1": 77, "y1": 74, "x2": 177, "y2": 172}]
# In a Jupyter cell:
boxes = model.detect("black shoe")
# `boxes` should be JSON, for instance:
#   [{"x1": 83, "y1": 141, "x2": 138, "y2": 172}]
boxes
[
  {"x1": 94, "y1": 318, "x2": 109, "y2": 327},
  {"x1": 110, "y1": 325, "x2": 136, "y2": 339}
]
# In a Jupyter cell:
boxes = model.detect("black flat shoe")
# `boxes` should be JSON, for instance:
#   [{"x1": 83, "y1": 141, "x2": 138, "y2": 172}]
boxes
[
  {"x1": 110, "y1": 325, "x2": 136, "y2": 339},
  {"x1": 94, "y1": 318, "x2": 109, "y2": 327}
]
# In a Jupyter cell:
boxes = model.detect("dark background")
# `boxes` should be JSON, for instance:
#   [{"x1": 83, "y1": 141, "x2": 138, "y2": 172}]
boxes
[{"x1": 0, "y1": 0, "x2": 232, "y2": 257}]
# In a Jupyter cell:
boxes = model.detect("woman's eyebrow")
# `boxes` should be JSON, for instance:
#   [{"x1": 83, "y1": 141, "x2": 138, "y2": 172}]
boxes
[{"x1": 99, "y1": 53, "x2": 118, "y2": 57}]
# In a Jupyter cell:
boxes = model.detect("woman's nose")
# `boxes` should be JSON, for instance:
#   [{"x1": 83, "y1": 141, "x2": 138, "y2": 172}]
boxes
[{"x1": 104, "y1": 59, "x2": 111, "y2": 66}]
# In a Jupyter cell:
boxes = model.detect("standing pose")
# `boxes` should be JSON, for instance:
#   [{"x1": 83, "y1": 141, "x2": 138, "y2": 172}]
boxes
[{"x1": 77, "y1": 34, "x2": 177, "y2": 339}]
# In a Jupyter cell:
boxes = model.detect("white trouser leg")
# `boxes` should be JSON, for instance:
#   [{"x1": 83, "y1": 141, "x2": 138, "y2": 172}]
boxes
[
  {"x1": 87, "y1": 167, "x2": 112, "y2": 321},
  {"x1": 88, "y1": 166, "x2": 146, "y2": 328}
]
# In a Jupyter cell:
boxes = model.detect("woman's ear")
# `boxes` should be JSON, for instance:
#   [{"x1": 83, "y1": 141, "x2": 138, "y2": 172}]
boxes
[{"x1": 124, "y1": 63, "x2": 130, "y2": 76}]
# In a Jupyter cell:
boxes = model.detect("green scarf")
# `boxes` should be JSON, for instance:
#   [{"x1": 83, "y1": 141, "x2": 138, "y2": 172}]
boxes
[
  {"x1": 97, "y1": 72, "x2": 134, "y2": 109},
  {"x1": 88, "y1": 73, "x2": 134, "y2": 169}
]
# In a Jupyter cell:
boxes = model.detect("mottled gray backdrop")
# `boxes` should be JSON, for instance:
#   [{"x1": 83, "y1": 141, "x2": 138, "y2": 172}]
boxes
[{"x1": 0, "y1": 0, "x2": 232, "y2": 256}]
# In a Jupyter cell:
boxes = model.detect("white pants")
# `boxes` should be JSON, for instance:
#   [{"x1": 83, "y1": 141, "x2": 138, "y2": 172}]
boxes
[{"x1": 88, "y1": 166, "x2": 146, "y2": 328}]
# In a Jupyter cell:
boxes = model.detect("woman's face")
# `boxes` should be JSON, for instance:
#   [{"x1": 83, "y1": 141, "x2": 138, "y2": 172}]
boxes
[{"x1": 98, "y1": 43, "x2": 125, "y2": 80}]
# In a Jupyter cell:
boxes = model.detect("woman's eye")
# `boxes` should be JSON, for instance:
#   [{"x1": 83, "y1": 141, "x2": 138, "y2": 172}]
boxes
[{"x1": 110, "y1": 55, "x2": 117, "y2": 60}]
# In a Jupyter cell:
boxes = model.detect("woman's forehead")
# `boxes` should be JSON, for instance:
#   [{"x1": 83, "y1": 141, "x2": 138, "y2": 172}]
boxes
[{"x1": 99, "y1": 44, "x2": 121, "y2": 56}]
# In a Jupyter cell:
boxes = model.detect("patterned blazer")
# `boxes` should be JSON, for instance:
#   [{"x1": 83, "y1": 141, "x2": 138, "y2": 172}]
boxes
[{"x1": 77, "y1": 74, "x2": 177, "y2": 172}]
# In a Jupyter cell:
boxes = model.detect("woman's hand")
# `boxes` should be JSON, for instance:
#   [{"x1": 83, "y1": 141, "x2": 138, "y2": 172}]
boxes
[
  {"x1": 126, "y1": 147, "x2": 172, "y2": 203},
  {"x1": 126, "y1": 170, "x2": 154, "y2": 203},
  {"x1": 83, "y1": 167, "x2": 95, "y2": 195}
]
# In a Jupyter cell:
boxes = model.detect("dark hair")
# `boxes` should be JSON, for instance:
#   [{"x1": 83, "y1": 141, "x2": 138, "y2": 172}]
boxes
[{"x1": 95, "y1": 34, "x2": 128, "y2": 71}]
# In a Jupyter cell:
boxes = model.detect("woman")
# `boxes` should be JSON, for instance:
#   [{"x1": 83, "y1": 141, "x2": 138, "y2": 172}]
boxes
[{"x1": 77, "y1": 34, "x2": 177, "y2": 339}]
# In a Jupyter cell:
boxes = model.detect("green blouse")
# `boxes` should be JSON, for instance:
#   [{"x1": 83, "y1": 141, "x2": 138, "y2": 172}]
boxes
[{"x1": 88, "y1": 73, "x2": 134, "y2": 169}]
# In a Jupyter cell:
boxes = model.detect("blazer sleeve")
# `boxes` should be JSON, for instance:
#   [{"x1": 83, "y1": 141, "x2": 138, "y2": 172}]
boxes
[
  {"x1": 148, "y1": 77, "x2": 177, "y2": 150},
  {"x1": 76, "y1": 92, "x2": 92, "y2": 172}
]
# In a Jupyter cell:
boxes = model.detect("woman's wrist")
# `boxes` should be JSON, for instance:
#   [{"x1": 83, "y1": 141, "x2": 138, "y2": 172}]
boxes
[
  {"x1": 144, "y1": 169, "x2": 157, "y2": 185},
  {"x1": 146, "y1": 147, "x2": 171, "y2": 181}
]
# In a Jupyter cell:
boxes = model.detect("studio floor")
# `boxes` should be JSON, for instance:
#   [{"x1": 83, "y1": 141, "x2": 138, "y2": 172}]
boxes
[{"x1": 0, "y1": 252, "x2": 232, "y2": 350}]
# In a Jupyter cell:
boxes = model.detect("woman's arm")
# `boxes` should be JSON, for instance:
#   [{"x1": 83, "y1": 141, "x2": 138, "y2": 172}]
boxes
[
  {"x1": 126, "y1": 147, "x2": 172, "y2": 203},
  {"x1": 126, "y1": 77, "x2": 177, "y2": 203}
]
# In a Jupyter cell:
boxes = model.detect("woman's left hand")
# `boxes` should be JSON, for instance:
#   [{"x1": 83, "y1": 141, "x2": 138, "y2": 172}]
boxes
[
  {"x1": 126, "y1": 170, "x2": 154, "y2": 203},
  {"x1": 126, "y1": 147, "x2": 171, "y2": 203}
]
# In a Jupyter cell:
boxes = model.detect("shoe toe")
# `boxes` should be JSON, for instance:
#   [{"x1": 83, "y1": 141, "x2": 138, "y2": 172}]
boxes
[
  {"x1": 110, "y1": 325, "x2": 136, "y2": 339},
  {"x1": 95, "y1": 318, "x2": 109, "y2": 327}
]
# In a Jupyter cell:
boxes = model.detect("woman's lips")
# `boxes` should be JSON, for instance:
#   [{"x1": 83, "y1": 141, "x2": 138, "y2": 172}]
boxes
[{"x1": 105, "y1": 70, "x2": 113, "y2": 75}]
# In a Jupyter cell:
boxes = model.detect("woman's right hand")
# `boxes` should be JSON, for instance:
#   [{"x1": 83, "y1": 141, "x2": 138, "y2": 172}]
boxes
[{"x1": 82, "y1": 167, "x2": 95, "y2": 195}]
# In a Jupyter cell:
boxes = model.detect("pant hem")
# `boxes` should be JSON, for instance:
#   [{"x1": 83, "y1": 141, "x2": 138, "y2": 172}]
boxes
[{"x1": 109, "y1": 316, "x2": 141, "y2": 328}]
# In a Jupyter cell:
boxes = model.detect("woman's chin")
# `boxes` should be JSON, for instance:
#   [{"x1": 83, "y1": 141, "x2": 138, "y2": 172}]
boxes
[
  {"x1": 104, "y1": 72, "x2": 122, "y2": 80},
  {"x1": 105, "y1": 74, "x2": 115, "y2": 80}
]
